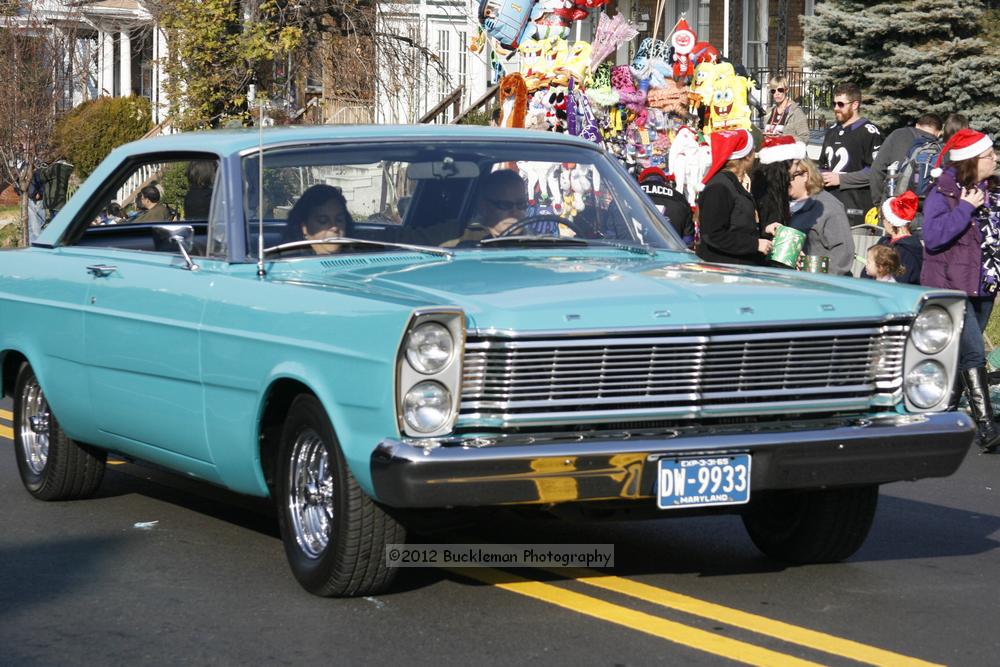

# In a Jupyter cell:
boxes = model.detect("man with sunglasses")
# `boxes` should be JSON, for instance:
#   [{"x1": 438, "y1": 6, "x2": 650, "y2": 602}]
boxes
[
  {"x1": 763, "y1": 76, "x2": 809, "y2": 143},
  {"x1": 819, "y1": 83, "x2": 883, "y2": 227},
  {"x1": 444, "y1": 168, "x2": 531, "y2": 246}
]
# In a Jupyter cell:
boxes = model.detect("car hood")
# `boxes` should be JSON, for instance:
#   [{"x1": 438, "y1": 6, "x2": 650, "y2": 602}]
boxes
[{"x1": 269, "y1": 249, "x2": 930, "y2": 331}]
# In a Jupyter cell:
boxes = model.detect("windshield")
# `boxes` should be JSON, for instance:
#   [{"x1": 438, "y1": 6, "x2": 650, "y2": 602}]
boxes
[{"x1": 241, "y1": 140, "x2": 684, "y2": 258}]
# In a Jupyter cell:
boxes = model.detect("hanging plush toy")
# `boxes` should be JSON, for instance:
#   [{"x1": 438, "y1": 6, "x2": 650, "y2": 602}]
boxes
[
  {"x1": 668, "y1": 126, "x2": 711, "y2": 206},
  {"x1": 479, "y1": 0, "x2": 537, "y2": 49},
  {"x1": 611, "y1": 65, "x2": 645, "y2": 113},
  {"x1": 669, "y1": 17, "x2": 697, "y2": 80},
  {"x1": 586, "y1": 63, "x2": 619, "y2": 107},
  {"x1": 690, "y1": 41, "x2": 719, "y2": 65},
  {"x1": 707, "y1": 70, "x2": 752, "y2": 134},
  {"x1": 498, "y1": 73, "x2": 528, "y2": 128},
  {"x1": 688, "y1": 60, "x2": 716, "y2": 114},
  {"x1": 647, "y1": 79, "x2": 689, "y2": 116}
]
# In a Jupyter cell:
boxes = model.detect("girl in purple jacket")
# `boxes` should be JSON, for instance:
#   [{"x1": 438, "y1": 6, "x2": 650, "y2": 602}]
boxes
[{"x1": 921, "y1": 128, "x2": 1000, "y2": 452}]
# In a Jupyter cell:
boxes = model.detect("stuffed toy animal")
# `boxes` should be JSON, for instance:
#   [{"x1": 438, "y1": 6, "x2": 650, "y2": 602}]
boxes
[
  {"x1": 545, "y1": 37, "x2": 571, "y2": 87},
  {"x1": 668, "y1": 126, "x2": 711, "y2": 206},
  {"x1": 611, "y1": 65, "x2": 645, "y2": 113},
  {"x1": 518, "y1": 161, "x2": 552, "y2": 205},
  {"x1": 526, "y1": 90, "x2": 550, "y2": 130},
  {"x1": 586, "y1": 63, "x2": 619, "y2": 108},
  {"x1": 669, "y1": 18, "x2": 697, "y2": 79},
  {"x1": 498, "y1": 73, "x2": 528, "y2": 128},
  {"x1": 707, "y1": 70, "x2": 752, "y2": 134},
  {"x1": 647, "y1": 78, "x2": 689, "y2": 116},
  {"x1": 557, "y1": 40, "x2": 592, "y2": 85},
  {"x1": 688, "y1": 60, "x2": 716, "y2": 114},
  {"x1": 518, "y1": 38, "x2": 549, "y2": 91}
]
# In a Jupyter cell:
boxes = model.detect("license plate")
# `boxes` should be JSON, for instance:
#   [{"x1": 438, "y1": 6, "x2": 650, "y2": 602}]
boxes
[{"x1": 657, "y1": 455, "x2": 751, "y2": 509}]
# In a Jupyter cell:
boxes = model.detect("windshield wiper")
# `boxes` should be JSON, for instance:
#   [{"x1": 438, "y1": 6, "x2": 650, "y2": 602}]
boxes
[
  {"x1": 477, "y1": 235, "x2": 591, "y2": 247},
  {"x1": 479, "y1": 235, "x2": 658, "y2": 256},
  {"x1": 262, "y1": 237, "x2": 453, "y2": 259},
  {"x1": 584, "y1": 239, "x2": 659, "y2": 257}
]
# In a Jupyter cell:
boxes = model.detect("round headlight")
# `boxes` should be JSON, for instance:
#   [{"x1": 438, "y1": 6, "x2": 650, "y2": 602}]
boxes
[
  {"x1": 405, "y1": 322, "x2": 454, "y2": 374},
  {"x1": 402, "y1": 381, "x2": 453, "y2": 433},
  {"x1": 911, "y1": 306, "x2": 953, "y2": 354},
  {"x1": 904, "y1": 360, "x2": 949, "y2": 408}
]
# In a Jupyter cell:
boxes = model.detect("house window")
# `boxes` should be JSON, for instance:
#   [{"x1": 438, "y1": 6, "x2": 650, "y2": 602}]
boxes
[
  {"x1": 112, "y1": 32, "x2": 120, "y2": 97},
  {"x1": 437, "y1": 29, "x2": 451, "y2": 98},
  {"x1": 458, "y1": 30, "x2": 468, "y2": 98},
  {"x1": 743, "y1": 0, "x2": 767, "y2": 72}
]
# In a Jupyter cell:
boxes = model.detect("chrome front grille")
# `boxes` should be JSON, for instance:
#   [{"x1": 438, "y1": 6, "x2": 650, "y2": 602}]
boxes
[{"x1": 459, "y1": 321, "x2": 909, "y2": 428}]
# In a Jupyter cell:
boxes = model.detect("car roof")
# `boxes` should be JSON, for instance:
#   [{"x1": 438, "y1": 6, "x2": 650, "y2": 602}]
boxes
[{"x1": 118, "y1": 125, "x2": 600, "y2": 158}]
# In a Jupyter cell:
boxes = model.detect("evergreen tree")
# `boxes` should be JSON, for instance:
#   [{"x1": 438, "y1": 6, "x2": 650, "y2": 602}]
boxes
[{"x1": 804, "y1": 0, "x2": 1000, "y2": 134}]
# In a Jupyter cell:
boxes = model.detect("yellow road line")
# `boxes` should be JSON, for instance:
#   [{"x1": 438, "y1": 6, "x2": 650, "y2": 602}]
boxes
[
  {"x1": 447, "y1": 567, "x2": 824, "y2": 667},
  {"x1": 0, "y1": 408, "x2": 11, "y2": 420},
  {"x1": 554, "y1": 569, "x2": 941, "y2": 667},
  {"x1": 0, "y1": 424, "x2": 11, "y2": 440}
]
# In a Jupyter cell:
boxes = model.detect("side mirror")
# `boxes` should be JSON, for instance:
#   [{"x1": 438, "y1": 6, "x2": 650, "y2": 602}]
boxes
[{"x1": 152, "y1": 224, "x2": 199, "y2": 271}]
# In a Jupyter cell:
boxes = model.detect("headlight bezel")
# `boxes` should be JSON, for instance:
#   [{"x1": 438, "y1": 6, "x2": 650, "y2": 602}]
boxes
[
  {"x1": 396, "y1": 308, "x2": 465, "y2": 438},
  {"x1": 902, "y1": 296, "x2": 965, "y2": 413}
]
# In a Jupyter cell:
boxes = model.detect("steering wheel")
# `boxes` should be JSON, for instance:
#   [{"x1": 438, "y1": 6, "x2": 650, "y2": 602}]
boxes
[{"x1": 497, "y1": 214, "x2": 587, "y2": 239}]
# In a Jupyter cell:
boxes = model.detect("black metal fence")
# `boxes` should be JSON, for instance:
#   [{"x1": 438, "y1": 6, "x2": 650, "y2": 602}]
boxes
[{"x1": 746, "y1": 67, "x2": 835, "y2": 131}]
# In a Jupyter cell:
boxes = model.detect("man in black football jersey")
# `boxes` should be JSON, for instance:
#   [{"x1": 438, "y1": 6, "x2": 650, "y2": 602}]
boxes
[{"x1": 819, "y1": 83, "x2": 882, "y2": 226}]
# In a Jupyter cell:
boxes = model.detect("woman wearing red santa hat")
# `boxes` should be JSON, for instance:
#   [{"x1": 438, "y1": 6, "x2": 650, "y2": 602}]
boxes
[
  {"x1": 751, "y1": 135, "x2": 807, "y2": 237},
  {"x1": 921, "y1": 127, "x2": 1000, "y2": 453},
  {"x1": 696, "y1": 129, "x2": 772, "y2": 266}
]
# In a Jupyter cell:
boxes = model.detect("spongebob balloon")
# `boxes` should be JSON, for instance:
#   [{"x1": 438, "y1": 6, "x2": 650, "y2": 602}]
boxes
[{"x1": 706, "y1": 70, "x2": 752, "y2": 134}]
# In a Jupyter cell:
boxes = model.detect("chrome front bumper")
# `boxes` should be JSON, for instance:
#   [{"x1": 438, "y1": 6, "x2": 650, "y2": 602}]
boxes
[{"x1": 370, "y1": 412, "x2": 976, "y2": 508}]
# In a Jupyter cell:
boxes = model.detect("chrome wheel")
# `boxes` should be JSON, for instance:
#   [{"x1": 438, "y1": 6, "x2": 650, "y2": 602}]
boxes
[
  {"x1": 287, "y1": 428, "x2": 335, "y2": 559},
  {"x1": 19, "y1": 374, "x2": 51, "y2": 476}
]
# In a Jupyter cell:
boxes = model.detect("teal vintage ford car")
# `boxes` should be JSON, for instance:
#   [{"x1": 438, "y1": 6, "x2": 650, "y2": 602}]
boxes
[{"x1": 0, "y1": 126, "x2": 975, "y2": 596}]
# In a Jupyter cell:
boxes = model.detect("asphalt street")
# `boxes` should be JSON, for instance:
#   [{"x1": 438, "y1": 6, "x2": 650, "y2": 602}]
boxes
[{"x1": 1, "y1": 397, "x2": 998, "y2": 666}]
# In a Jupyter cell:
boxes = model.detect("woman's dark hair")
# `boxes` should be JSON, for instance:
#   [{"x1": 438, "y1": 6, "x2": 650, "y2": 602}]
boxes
[
  {"x1": 186, "y1": 160, "x2": 217, "y2": 188},
  {"x1": 750, "y1": 161, "x2": 791, "y2": 227},
  {"x1": 952, "y1": 155, "x2": 999, "y2": 190},
  {"x1": 282, "y1": 184, "x2": 353, "y2": 244},
  {"x1": 943, "y1": 113, "x2": 969, "y2": 143}
]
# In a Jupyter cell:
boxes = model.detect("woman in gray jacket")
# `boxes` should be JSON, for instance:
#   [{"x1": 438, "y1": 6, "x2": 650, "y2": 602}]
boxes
[
  {"x1": 763, "y1": 76, "x2": 810, "y2": 144},
  {"x1": 782, "y1": 157, "x2": 855, "y2": 275}
]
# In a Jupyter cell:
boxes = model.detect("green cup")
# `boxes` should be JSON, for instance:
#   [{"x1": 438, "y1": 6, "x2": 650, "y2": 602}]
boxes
[{"x1": 769, "y1": 224, "x2": 806, "y2": 267}]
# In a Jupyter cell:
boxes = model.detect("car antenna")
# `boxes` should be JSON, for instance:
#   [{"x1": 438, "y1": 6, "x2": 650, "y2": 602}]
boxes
[{"x1": 255, "y1": 87, "x2": 266, "y2": 278}]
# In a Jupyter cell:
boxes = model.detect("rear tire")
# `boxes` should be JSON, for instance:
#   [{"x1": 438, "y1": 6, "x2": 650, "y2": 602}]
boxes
[
  {"x1": 276, "y1": 393, "x2": 405, "y2": 596},
  {"x1": 741, "y1": 485, "x2": 879, "y2": 564},
  {"x1": 13, "y1": 362, "x2": 106, "y2": 500}
]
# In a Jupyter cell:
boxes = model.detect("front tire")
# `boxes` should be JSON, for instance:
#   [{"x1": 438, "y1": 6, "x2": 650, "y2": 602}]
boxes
[
  {"x1": 276, "y1": 394, "x2": 405, "y2": 596},
  {"x1": 13, "y1": 362, "x2": 106, "y2": 500},
  {"x1": 741, "y1": 485, "x2": 879, "y2": 564}
]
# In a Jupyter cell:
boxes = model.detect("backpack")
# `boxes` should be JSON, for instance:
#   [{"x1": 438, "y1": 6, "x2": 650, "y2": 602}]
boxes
[{"x1": 890, "y1": 134, "x2": 942, "y2": 199}]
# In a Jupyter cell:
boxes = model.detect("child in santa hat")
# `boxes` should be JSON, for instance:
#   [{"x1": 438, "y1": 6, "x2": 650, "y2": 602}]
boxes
[
  {"x1": 696, "y1": 129, "x2": 772, "y2": 266},
  {"x1": 921, "y1": 127, "x2": 1000, "y2": 452},
  {"x1": 860, "y1": 190, "x2": 923, "y2": 284}
]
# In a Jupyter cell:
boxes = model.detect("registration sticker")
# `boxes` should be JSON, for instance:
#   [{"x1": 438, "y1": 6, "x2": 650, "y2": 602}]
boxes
[{"x1": 657, "y1": 455, "x2": 751, "y2": 509}]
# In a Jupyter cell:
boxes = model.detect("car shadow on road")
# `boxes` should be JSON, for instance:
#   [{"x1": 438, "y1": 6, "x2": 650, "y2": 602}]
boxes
[
  {"x1": 90, "y1": 462, "x2": 279, "y2": 539},
  {"x1": 0, "y1": 535, "x2": 129, "y2": 622},
  {"x1": 64, "y1": 461, "x2": 1000, "y2": 595}
]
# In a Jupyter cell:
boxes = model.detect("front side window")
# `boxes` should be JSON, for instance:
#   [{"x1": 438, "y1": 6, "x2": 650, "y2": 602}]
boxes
[
  {"x1": 241, "y1": 140, "x2": 682, "y2": 260},
  {"x1": 67, "y1": 154, "x2": 219, "y2": 255}
]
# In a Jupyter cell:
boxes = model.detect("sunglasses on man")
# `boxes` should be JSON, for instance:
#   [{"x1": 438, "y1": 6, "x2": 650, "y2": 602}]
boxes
[{"x1": 487, "y1": 198, "x2": 529, "y2": 211}]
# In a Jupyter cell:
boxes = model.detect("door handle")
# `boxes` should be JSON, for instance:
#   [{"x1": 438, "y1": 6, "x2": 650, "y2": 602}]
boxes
[{"x1": 86, "y1": 264, "x2": 117, "y2": 277}]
